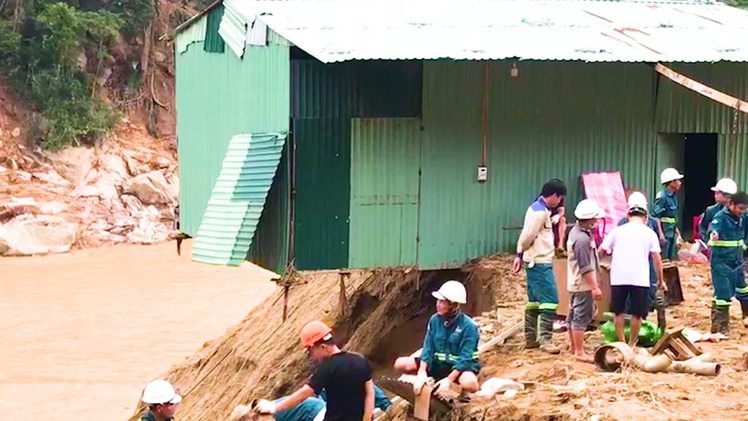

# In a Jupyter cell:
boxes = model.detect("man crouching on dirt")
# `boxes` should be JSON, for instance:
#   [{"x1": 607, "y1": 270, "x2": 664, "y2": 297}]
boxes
[
  {"x1": 393, "y1": 280, "x2": 480, "y2": 398},
  {"x1": 254, "y1": 320, "x2": 375, "y2": 421}
]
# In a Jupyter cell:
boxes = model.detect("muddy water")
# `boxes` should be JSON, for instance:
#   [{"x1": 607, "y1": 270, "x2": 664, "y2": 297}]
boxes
[{"x1": 0, "y1": 240, "x2": 278, "y2": 420}]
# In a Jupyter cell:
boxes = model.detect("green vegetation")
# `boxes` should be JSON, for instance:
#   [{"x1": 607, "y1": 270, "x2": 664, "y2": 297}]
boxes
[{"x1": 0, "y1": 1, "x2": 151, "y2": 150}]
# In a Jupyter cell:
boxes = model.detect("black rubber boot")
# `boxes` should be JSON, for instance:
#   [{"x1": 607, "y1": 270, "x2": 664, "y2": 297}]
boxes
[
  {"x1": 741, "y1": 301, "x2": 748, "y2": 328},
  {"x1": 654, "y1": 290, "x2": 667, "y2": 332},
  {"x1": 538, "y1": 312, "x2": 560, "y2": 354},
  {"x1": 717, "y1": 307, "x2": 731, "y2": 337},
  {"x1": 711, "y1": 303, "x2": 719, "y2": 334},
  {"x1": 524, "y1": 308, "x2": 539, "y2": 349}
]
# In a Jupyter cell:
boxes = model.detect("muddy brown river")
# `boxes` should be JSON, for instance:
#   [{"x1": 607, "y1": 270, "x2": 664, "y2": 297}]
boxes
[{"x1": 0, "y1": 240, "x2": 277, "y2": 420}]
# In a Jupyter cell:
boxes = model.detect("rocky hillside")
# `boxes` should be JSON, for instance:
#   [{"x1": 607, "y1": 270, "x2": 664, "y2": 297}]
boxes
[{"x1": 0, "y1": 0, "x2": 193, "y2": 256}]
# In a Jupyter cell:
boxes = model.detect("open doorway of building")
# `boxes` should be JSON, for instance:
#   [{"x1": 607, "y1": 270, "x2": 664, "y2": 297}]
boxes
[{"x1": 681, "y1": 133, "x2": 718, "y2": 241}]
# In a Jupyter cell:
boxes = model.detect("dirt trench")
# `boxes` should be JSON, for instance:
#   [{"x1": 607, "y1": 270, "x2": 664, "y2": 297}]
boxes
[{"x1": 129, "y1": 264, "x2": 498, "y2": 421}]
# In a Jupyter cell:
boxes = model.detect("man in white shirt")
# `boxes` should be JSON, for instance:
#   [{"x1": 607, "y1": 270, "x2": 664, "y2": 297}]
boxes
[{"x1": 601, "y1": 192, "x2": 665, "y2": 348}]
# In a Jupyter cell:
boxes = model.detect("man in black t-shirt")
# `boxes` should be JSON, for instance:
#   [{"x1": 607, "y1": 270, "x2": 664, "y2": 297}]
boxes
[{"x1": 255, "y1": 320, "x2": 375, "y2": 421}]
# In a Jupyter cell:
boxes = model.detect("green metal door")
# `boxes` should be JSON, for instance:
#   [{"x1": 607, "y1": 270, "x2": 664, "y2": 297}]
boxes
[
  {"x1": 348, "y1": 118, "x2": 421, "y2": 268},
  {"x1": 656, "y1": 133, "x2": 685, "y2": 223}
]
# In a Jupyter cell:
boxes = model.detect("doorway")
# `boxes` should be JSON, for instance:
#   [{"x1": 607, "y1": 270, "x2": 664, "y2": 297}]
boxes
[{"x1": 682, "y1": 133, "x2": 718, "y2": 241}]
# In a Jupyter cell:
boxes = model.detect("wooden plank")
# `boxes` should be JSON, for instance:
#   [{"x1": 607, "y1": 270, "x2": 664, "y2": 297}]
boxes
[
  {"x1": 654, "y1": 63, "x2": 748, "y2": 114},
  {"x1": 413, "y1": 384, "x2": 432, "y2": 420},
  {"x1": 478, "y1": 320, "x2": 523, "y2": 352}
]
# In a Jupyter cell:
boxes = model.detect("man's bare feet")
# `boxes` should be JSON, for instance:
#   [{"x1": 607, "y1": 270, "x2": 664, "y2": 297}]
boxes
[{"x1": 573, "y1": 352, "x2": 594, "y2": 363}]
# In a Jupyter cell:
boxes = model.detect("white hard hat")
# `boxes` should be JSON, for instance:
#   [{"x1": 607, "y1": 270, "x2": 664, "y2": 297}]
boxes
[
  {"x1": 711, "y1": 178, "x2": 738, "y2": 195},
  {"x1": 660, "y1": 168, "x2": 684, "y2": 184},
  {"x1": 142, "y1": 379, "x2": 182, "y2": 405},
  {"x1": 627, "y1": 191, "x2": 648, "y2": 212},
  {"x1": 432, "y1": 280, "x2": 467, "y2": 304},
  {"x1": 574, "y1": 199, "x2": 605, "y2": 220}
]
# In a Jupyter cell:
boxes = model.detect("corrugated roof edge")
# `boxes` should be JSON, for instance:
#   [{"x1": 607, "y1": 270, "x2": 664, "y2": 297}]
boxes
[{"x1": 161, "y1": 0, "x2": 222, "y2": 41}]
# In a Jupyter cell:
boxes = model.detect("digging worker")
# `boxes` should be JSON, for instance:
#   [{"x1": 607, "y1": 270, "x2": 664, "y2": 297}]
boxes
[
  {"x1": 393, "y1": 280, "x2": 480, "y2": 397},
  {"x1": 139, "y1": 379, "x2": 182, "y2": 421},
  {"x1": 708, "y1": 191, "x2": 748, "y2": 336},
  {"x1": 602, "y1": 192, "x2": 665, "y2": 348},
  {"x1": 700, "y1": 178, "x2": 738, "y2": 243},
  {"x1": 565, "y1": 199, "x2": 605, "y2": 363},
  {"x1": 255, "y1": 320, "x2": 375, "y2": 421},
  {"x1": 512, "y1": 179, "x2": 567, "y2": 354},
  {"x1": 652, "y1": 168, "x2": 684, "y2": 261},
  {"x1": 618, "y1": 192, "x2": 667, "y2": 330}
]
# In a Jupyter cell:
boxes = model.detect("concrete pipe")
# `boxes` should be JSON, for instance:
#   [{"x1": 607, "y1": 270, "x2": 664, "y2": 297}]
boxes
[
  {"x1": 668, "y1": 359, "x2": 721, "y2": 376},
  {"x1": 632, "y1": 353, "x2": 672, "y2": 373},
  {"x1": 594, "y1": 342, "x2": 635, "y2": 372}
]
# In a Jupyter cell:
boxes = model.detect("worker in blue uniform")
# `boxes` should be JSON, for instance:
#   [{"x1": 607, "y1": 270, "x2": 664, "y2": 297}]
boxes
[
  {"x1": 618, "y1": 192, "x2": 667, "y2": 330},
  {"x1": 708, "y1": 191, "x2": 748, "y2": 336},
  {"x1": 652, "y1": 168, "x2": 684, "y2": 261},
  {"x1": 699, "y1": 178, "x2": 738, "y2": 243},
  {"x1": 394, "y1": 280, "x2": 480, "y2": 398}
]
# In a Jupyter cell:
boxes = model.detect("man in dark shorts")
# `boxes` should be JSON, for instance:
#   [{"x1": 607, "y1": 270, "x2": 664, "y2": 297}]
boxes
[
  {"x1": 393, "y1": 280, "x2": 480, "y2": 398},
  {"x1": 255, "y1": 320, "x2": 375, "y2": 421},
  {"x1": 566, "y1": 199, "x2": 605, "y2": 363},
  {"x1": 601, "y1": 192, "x2": 665, "y2": 348}
]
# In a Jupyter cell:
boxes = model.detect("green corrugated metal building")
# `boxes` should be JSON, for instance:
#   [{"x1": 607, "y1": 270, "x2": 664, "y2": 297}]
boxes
[{"x1": 172, "y1": 0, "x2": 748, "y2": 273}]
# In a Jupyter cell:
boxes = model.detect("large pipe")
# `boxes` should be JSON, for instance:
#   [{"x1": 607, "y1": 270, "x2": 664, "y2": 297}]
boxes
[{"x1": 595, "y1": 342, "x2": 721, "y2": 376}]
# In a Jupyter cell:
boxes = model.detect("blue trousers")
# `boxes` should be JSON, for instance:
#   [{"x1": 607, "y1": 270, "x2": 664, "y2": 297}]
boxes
[
  {"x1": 711, "y1": 256, "x2": 748, "y2": 308},
  {"x1": 525, "y1": 263, "x2": 558, "y2": 313}
]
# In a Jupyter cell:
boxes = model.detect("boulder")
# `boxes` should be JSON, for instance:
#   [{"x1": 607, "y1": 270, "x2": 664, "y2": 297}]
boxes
[
  {"x1": 50, "y1": 147, "x2": 94, "y2": 186},
  {"x1": 0, "y1": 198, "x2": 41, "y2": 223},
  {"x1": 0, "y1": 215, "x2": 78, "y2": 256},
  {"x1": 126, "y1": 218, "x2": 170, "y2": 245},
  {"x1": 98, "y1": 154, "x2": 129, "y2": 180},
  {"x1": 41, "y1": 201, "x2": 68, "y2": 215},
  {"x1": 122, "y1": 171, "x2": 176, "y2": 205},
  {"x1": 124, "y1": 154, "x2": 151, "y2": 177}
]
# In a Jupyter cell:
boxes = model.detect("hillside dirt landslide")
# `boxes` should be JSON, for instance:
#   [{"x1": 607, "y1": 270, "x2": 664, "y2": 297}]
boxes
[{"x1": 141, "y1": 255, "x2": 748, "y2": 421}]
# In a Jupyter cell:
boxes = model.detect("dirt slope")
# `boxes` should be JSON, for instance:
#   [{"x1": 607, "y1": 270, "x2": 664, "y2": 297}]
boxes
[{"x1": 137, "y1": 255, "x2": 748, "y2": 421}]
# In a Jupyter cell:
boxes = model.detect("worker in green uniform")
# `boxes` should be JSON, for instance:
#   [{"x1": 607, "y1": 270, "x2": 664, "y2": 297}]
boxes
[
  {"x1": 699, "y1": 178, "x2": 738, "y2": 242},
  {"x1": 708, "y1": 191, "x2": 748, "y2": 336},
  {"x1": 139, "y1": 379, "x2": 181, "y2": 421},
  {"x1": 652, "y1": 168, "x2": 684, "y2": 261},
  {"x1": 394, "y1": 280, "x2": 480, "y2": 398}
]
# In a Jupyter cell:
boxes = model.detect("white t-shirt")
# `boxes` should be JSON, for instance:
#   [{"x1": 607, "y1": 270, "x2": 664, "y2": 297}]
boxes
[{"x1": 601, "y1": 219, "x2": 661, "y2": 287}]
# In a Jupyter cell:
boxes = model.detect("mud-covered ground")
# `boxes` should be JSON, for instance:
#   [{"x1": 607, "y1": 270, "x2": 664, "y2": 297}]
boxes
[{"x1": 151, "y1": 254, "x2": 748, "y2": 421}]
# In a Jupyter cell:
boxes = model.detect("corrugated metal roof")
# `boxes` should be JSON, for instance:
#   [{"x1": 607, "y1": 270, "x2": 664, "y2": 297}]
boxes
[
  {"x1": 221, "y1": 0, "x2": 748, "y2": 63},
  {"x1": 192, "y1": 132, "x2": 287, "y2": 266}
]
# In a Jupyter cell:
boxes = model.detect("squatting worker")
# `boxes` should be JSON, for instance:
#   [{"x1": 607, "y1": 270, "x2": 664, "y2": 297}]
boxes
[
  {"x1": 708, "y1": 191, "x2": 748, "y2": 336},
  {"x1": 139, "y1": 379, "x2": 181, "y2": 421},
  {"x1": 652, "y1": 168, "x2": 684, "y2": 261},
  {"x1": 601, "y1": 192, "x2": 665, "y2": 348},
  {"x1": 232, "y1": 386, "x2": 392, "y2": 421},
  {"x1": 566, "y1": 199, "x2": 605, "y2": 363},
  {"x1": 512, "y1": 179, "x2": 567, "y2": 354},
  {"x1": 393, "y1": 280, "x2": 480, "y2": 398},
  {"x1": 255, "y1": 320, "x2": 375, "y2": 421}
]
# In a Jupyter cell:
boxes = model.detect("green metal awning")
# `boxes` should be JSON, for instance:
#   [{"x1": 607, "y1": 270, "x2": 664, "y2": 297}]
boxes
[{"x1": 192, "y1": 132, "x2": 287, "y2": 266}]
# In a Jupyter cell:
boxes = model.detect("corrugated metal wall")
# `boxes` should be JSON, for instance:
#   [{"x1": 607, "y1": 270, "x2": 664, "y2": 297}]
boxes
[
  {"x1": 417, "y1": 61, "x2": 659, "y2": 269},
  {"x1": 175, "y1": 24, "x2": 290, "y2": 272},
  {"x1": 290, "y1": 57, "x2": 422, "y2": 270},
  {"x1": 349, "y1": 118, "x2": 421, "y2": 268},
  {"x1": 655, "y1": 62, "x2": 748, "y2": 191}
]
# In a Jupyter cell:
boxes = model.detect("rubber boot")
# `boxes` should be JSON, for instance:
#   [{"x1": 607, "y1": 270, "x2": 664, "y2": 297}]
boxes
[
  {"x1": 711, "y1": 303, "x2": 719, "y2": 334},
  {"x1": 741, "y1": 301, "x2": 748, "y2": 328},
  {"x1": 538, "y1": 312, "x2": 561, "y2": 354},
  {"x1": 654, "y1": 290, "x2": 667, "y2": 332},
  {"x1": 717, "y1": 307, "x2": 731, "y2": 338},
  {"x1": 524, "y1": 308, "x2": 539, "y2": 349}
]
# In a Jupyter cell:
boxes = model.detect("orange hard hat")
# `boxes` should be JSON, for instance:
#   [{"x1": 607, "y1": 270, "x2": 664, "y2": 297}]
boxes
[{"x1": 300, "y1": 320, "x2": 333, "y2": 348}]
